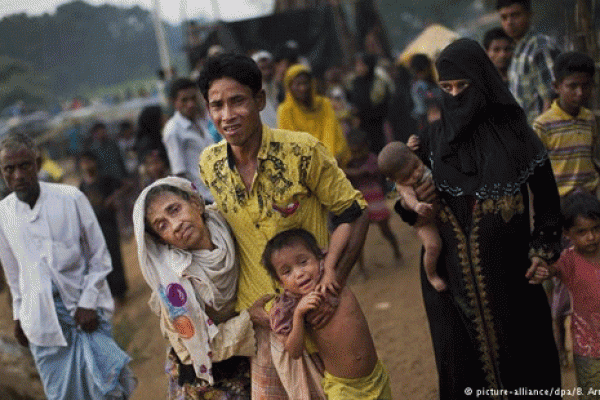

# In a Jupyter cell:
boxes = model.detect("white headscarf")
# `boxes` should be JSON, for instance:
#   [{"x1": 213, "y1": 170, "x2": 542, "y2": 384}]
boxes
[{"x1": 133, "y1": 176, "x2": 239, "y2": 384}]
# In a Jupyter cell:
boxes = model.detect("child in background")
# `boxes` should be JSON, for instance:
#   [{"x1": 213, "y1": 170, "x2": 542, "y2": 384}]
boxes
[
  {"x1": 343, "y1": 128, "x2": 401, "y2": 277},
  {"x1": 140, "y1": 148, "x2": 170, "y2": 188},
  {"x1": 409, "y1": 53, "x2": 442, "y2": 132},
  {"x1": 533, "y1": 51, "x2": 598, "y2": 366},
  {"x1": 263, "y1": 228, "x2": 392, "y2": 400},
  {"x1": 533, "y1": 51, "x2": 599, "y2": 199},
  {"x1": 78, "y1": 151, "x2": 129, "y2": 302},
  {"x1": 538, "y1": 192, "x2": 600, "y2": 396},
  {"x1": 378, "y1": 141, "x2": 444, "y2": 292}
]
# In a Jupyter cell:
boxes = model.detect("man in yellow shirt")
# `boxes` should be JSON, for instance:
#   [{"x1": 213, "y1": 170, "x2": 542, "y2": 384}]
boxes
[{"x1": 198, "y1": 53, "x2": 369, "y2": 398}]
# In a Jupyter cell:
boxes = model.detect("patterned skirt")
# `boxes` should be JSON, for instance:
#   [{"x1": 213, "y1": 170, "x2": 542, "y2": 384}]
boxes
[{"x1": 166, "y1": 351, "x2": 251, "y2": 400}]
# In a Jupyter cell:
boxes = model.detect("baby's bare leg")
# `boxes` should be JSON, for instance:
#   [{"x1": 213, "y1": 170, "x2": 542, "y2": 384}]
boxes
[{"x1": 416, "y1": 224, "x2": 445, "y2": 291}]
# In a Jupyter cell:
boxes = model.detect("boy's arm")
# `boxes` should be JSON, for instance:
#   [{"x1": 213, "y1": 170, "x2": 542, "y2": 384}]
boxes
[
  {"x1": 284, "y1": 293, "x2": 323, "y2": 359},
  {"x1": 283, "y1": 311, "x2": 308, "y2": 359}
]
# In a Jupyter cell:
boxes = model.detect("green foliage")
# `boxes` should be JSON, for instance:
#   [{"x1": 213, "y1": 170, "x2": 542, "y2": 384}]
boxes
[
  {"x1": 0, "y1": 1, "x2": 184, "y2": 101},
  {"x1": 0, "y1": 55, "x2": 51, "y2": 111}
]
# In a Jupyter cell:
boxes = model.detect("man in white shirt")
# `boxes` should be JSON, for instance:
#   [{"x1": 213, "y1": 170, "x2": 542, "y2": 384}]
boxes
[
  {"x1": 0, "y1": 132, "x2": 135, "y2": 400},
  {"x1": 162, "y1": 78, "x2": 214, "y2": 202},
  {"x1": 251, "y1": 50, "x2": 278, "y2": 128}
]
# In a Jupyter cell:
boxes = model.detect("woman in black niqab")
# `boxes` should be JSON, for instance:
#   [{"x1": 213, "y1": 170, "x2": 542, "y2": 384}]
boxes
[
  {"x1": 431, "y1": 38, "x2": 547, "y2": 199},
  {"x1": 405, "y1": 39, "x2": 562, "y2": 399}
]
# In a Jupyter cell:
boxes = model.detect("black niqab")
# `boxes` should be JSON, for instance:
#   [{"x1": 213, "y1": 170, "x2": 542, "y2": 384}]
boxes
[{"x1": 430, "y1": 38, "x2": 547, "y2": 199}]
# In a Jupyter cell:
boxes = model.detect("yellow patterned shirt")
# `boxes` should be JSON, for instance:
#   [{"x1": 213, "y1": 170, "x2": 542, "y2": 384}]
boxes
[
  {"x1": 533, "y1": 100, "x2": 600, "y2": 198},
  {"x1": 199, "y1": 125, "x2": 366, "y2": 310}
]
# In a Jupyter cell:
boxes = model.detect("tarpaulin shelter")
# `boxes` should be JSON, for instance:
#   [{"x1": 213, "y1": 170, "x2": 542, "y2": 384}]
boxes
[
  {"x1": 397, "y1": 24, "x2": 460, "y2": 66},
  {"x1": 190, "y1": 6, "x2": 345, "y2": 78}
]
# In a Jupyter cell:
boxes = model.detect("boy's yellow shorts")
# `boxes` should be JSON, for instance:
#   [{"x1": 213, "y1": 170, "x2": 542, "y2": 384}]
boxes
[{"x1": 322, "y1": 359, "x2": 392, "y2": 400}]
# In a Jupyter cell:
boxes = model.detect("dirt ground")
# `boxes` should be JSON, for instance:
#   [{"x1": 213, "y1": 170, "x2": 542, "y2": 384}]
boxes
[{"x1": 0, "y1": 201, "x2": 578, "y2": 399}]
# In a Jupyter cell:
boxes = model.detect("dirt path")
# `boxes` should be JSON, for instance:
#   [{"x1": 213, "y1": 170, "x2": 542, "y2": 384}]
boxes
[{"x1": 0, "y1": 202, "x2": 577, "y2": 399}]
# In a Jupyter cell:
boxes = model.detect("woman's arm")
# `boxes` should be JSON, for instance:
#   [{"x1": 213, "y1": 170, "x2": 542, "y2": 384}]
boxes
[{"x1": 526, "y1": 159, "x2": 563, "y2": 279}]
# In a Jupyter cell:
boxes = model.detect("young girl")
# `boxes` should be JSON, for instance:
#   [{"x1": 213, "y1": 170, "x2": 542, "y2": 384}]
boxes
[
  {"x1": 263, "y1": 228, "x2": 392, "y2": 400},
  {"x1": 378, "y1": 141, "x2": 444, "y2": 292},
  {"x1": 541, "y1": 192, "x2": 600, "y2": 397},
  {"x1": 343, "y1": 128, "x2": 402, "y2": 277}
]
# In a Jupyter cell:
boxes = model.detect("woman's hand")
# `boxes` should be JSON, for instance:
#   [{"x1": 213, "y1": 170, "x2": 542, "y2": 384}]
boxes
[
  {"x1": 412, "y1": 175, "x2": 437, "y2": 204},
  {"x1": 526, "y1": 256, "x2": 549, "y2": 284},
  {"x1": 248, "y1": 294, "x2": 275, "y2": 328}
]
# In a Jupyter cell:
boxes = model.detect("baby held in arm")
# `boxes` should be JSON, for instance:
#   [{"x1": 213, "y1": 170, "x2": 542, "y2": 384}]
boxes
[
  {"x1": 262, "y1": 228, "x2": 392, "y2": 399},
  {"x1": 378, "y1": 140, "x2": 445, "y2": 292}
]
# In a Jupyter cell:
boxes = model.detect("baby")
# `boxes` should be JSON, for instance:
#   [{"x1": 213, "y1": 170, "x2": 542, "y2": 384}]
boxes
[
  {"x1": 263, "y1": 228, "x2": 392, "y2": 399},
  {"x1": 378, "y1": 141, "x2": 445, "y2": 292}
]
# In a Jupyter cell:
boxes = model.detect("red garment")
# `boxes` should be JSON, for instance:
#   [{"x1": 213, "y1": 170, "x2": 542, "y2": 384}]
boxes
[{"x1": 555, "y1": 247, "x2": 600, "y2": 357}]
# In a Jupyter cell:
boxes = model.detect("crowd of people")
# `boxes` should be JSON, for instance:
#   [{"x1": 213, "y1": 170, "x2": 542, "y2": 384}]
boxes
[{"x1": 3, "y1": 0, "x2": 600, "y2": 398}]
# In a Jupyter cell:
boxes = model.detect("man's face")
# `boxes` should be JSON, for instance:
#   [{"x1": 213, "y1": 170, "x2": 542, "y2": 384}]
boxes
[
  {"x1": 206, "y1": 77, "x2": 265, "y2": 149},
  {"x1": 499, "y1": 3, "x2": 531, "y2": 41},
  {"x1": 0, "y1": 147, "x2": 40, "y2": 203},
  {"x1": 174, "y1": 87, "x2": 200, "y2": 120},
  {"x1": 256, "y1": 58, "x2": 274, "y2": 82},
  {"x1": 486, "y1": 38, "x2": 514, "y2": 72}
]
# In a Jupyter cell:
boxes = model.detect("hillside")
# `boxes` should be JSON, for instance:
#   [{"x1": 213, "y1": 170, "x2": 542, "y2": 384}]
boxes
[{"x1": 0, "y1": 1, "x2": 185, "y2": 101}]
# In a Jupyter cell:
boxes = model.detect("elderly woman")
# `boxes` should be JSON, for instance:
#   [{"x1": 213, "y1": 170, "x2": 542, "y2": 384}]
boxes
[
  {"x1": 277, "y1": 64, "x2": 350, "y2": 166},
  {"x1": 401, "y1": 39, "x2": 562, "y2": 398},
  {"x1": 133, "y1": 177, "x2": 258, "y2": 399}
]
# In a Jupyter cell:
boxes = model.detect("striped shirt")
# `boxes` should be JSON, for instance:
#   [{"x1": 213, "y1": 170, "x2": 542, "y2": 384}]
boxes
[
  {"x1": 533, "y1": 100, "x2": 599, "y2": 197},
  {"x1": 508, "y1": 30, "x2": 561, "y2": 125}
]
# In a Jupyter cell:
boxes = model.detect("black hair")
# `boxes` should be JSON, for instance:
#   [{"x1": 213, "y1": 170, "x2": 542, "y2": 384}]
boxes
[
  {"x1": 409, "y1": 54, "x2": 432, "y2": 74},
  {"x1": 483, "y1": 27, "x2": 513, "y2": 50},
  {"x1": 562, "y1": 192, "x2": 600, "y2": 230},
  {"x1": 197, "y1": 53, "x2": 262, "y2": 101},
  {"x1": 90, "y1": 121, "x2": 107, "y2": 133},
  {"x1": 169, "y1": 77, "x2": 198, "y2": 100},
  {"x1": 119, "y1": 120, "x2": 134, "y2": 131},
  {"x1": 496, "y1": 0, "x2": 531, "y2": 11},
  {"x1": 262, "y1": 228, "x2": 323, "y2": 281},
  {"x1": 553, "y1": 51, "x2": 596, "y2": 83},
  {"x1": 78, "y1": 151, "x2": 97, "y2": 162}
]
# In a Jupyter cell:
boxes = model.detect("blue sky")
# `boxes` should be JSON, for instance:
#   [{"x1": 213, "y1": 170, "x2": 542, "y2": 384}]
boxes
[{"x1": 0, "y1": 0, "x2": 274, "y2": 23}]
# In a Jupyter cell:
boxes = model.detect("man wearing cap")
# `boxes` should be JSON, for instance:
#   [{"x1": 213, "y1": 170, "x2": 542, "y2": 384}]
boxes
[{"x1": 252, "y1": 50, "x2": 279, "y2": 128}]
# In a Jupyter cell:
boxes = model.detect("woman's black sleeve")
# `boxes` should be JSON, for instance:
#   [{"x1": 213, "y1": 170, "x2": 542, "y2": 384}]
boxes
[{"x1": 528, "y1": 159, "x2": 562, "y2": 263}]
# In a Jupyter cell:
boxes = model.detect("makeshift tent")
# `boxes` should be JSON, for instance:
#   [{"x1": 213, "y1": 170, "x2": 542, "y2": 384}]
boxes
[
  {"x1": 190, "y1": 6, "x2": 344, "y2": 78},
  {"x1": 397, "y1": 24, "x2": 460, "y2": 66}
]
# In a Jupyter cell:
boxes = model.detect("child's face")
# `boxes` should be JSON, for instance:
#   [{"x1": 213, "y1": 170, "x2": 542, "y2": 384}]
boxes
[
  {"x1": 565, "y1": 215, "x2": 600, "y2": 257},
  {"x1": 553, "y1": 72, "x2": 594, "y2": 116},
  {"x1": 393, "y1": 155, "x2": 425, "y2": 187},
  {"x1": 79, "y1": 157, "x2": 97, "y2": 176},
  {"x1": 271, "y1": 241, "x2": 321, "y2": 296}
]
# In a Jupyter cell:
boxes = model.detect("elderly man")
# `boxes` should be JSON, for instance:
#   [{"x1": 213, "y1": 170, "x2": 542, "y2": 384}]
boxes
[{"x1": 0, "y1": 132, "x2": 135, "y2": 400}]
